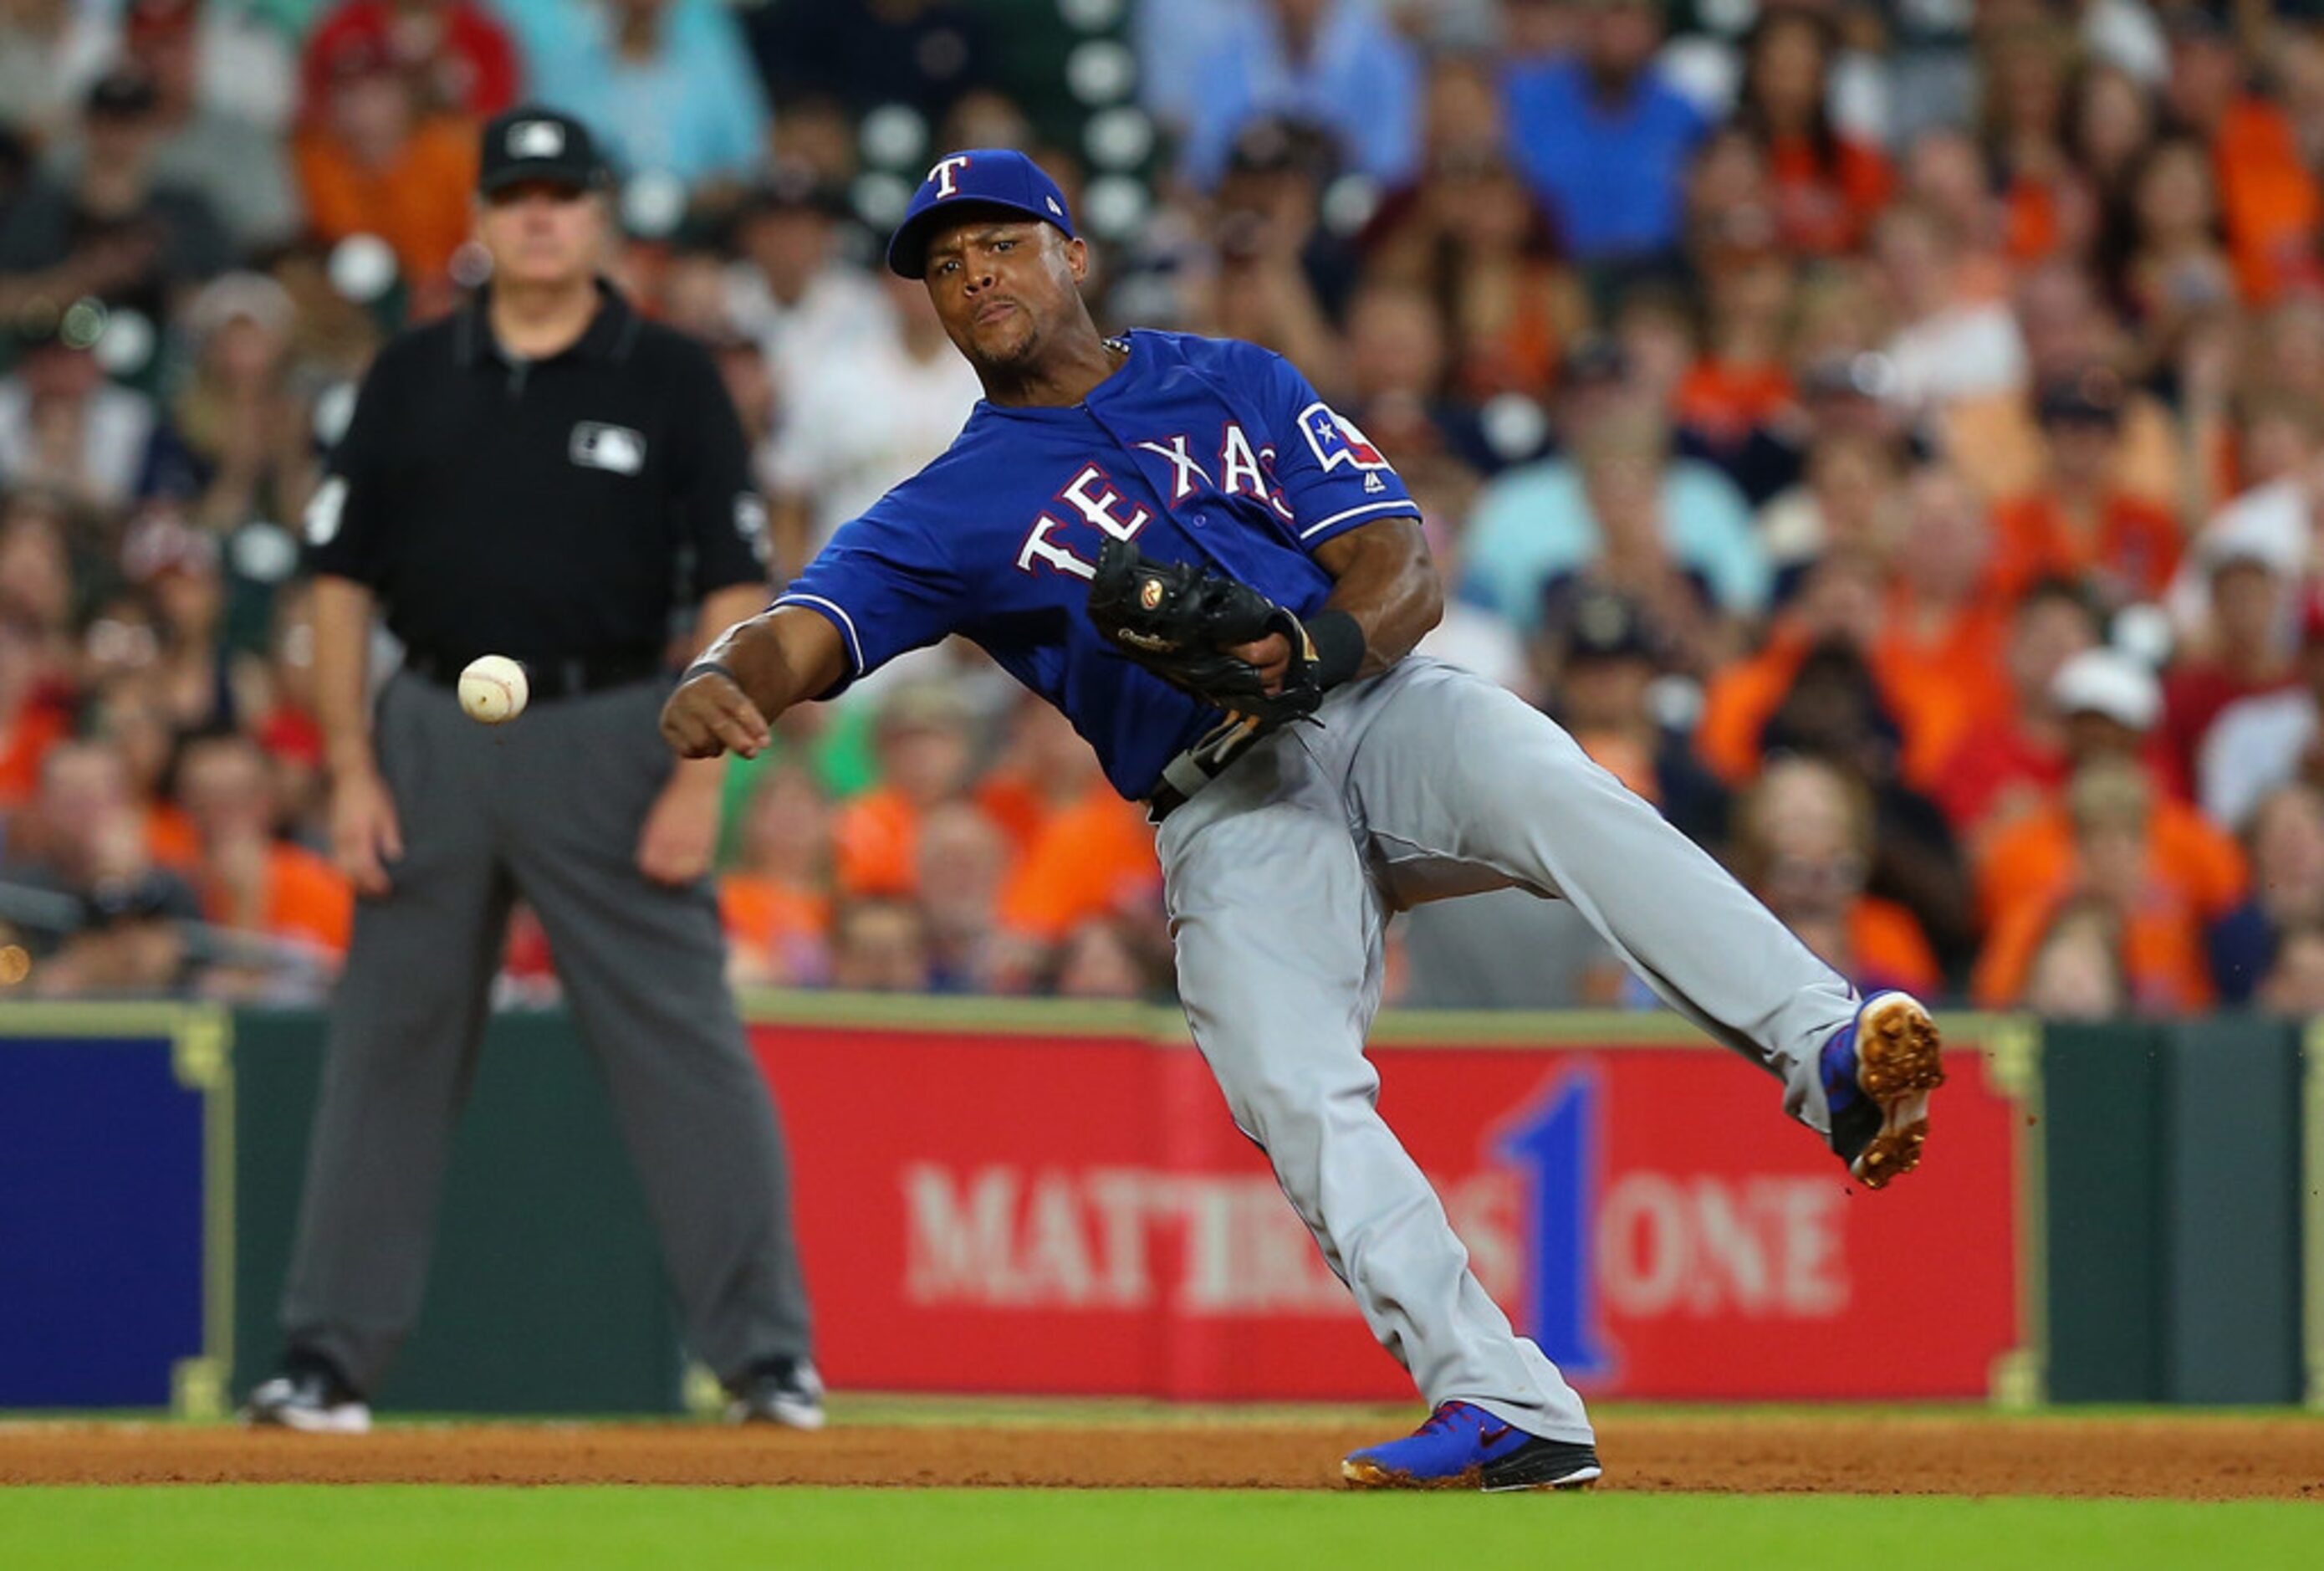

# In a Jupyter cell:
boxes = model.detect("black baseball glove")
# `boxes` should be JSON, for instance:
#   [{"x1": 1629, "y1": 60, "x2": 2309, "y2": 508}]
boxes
[{"x1": 1085, "y1": 538, "x2": 1321, "y2": 728}]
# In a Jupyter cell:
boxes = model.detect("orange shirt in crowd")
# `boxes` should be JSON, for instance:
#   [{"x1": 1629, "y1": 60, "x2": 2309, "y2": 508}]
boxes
[
  {"x1": 146, "y1": 806, "x2": 200, "y2": 868},
  {"x1": 1695, "y1": 625, "x2": 1971, "y2": 792},
  {"x1": 1450, "y1": 260, "x2": 1581, "y2": 402},
  {"x1": 1973, "y1": 884, "x2": 2219, "y2": 1012},
  {"x1": 245, "y1": 844, "x2": 354, "y2": 953},
  {"x1": 1849, "y1": 896, "x2": 1942, "y2": 997},
  {"x1": 973, "y1": 769, "x2": 1054, "y2": 862},
  {"x1": 1988, "y1": 492, "x2": 2184, "y2": 605},
  {"x1": 1938, "y1": 393, "x2": 2181, "y2": 507},
  {"x1": 1766, "y1": 135, "x2": 1894, "y2": 256},
  {"x1": 178, "y1": 841, "x2": 353, "y2": 953},
  {"x1": 832, "y1": 786, "x2": 922, "y2": 898},
  {"x1": 1972, "y1": 793, "x2": 2247, "y2": 932},
  {"x1": 718, "y1": 875, "x2": 832, "y2": 981},
  {"x1": 2214, "y1": 98, "x2": 2323, "y2": 305},
  {"x1": 293, "y1": 117, "x2": 479, "y2": 284},
  {"x1": 999, "y1": 786, "x2": 1160, "y2": 943},
  {"x1": 1872, "y1": 590, "x2": 2010, "y2": 747},
  {"x1": 1696, "y1": 641, "x2": 1804, "y2": 786},
  {"x1": 833, "y1": 781, "x2": 1043, "y2": 898},
  {"x1": 1675, "y1": 360, "x2": 1795, "y2": 449},
  {"x1": 1573, "y1": 729, "x2": 1657, "y2": 803},
  {"x1": 2003, "y1": 177, "x2": 2063, "y2": 264},
  {"x1": 0, "y1": 700, "x2": 67, "y2": 812}
]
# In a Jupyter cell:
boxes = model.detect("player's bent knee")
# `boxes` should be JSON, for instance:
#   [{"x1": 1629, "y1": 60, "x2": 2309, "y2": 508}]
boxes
[{"x1": 1211, "y1": 1061, "x2": 1375, "y2": 1150}]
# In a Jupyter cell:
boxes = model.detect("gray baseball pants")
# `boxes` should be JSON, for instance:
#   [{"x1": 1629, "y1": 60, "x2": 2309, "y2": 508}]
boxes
[
  {"x1": 1157, "y1": 657, "x2": 1857, "y2": 1443},
  {"x1": 279, "y1": 671, "x2": 812, "y2": 1395}
]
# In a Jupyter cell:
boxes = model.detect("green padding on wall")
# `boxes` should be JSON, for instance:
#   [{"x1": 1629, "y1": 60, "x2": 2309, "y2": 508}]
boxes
[
  {"x1": 2160, "y1": 1016, "x2": 2305, "y2": 1405},
  {"x1": 232, "y1": 1011, "x2": 686, "y2": 1415},
  {"x1": 2041, "y1": 1021, "x2": 2167, "y2": 1403}
]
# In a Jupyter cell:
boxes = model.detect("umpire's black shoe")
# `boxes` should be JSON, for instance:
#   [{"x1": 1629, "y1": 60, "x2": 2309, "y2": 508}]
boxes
[
  {"x1": 241, "y1": 1353, "x2": 371, "y2": 1435},
  {"x1": 726, "y1": 1355, "x2": 826, "y2": 1430}
]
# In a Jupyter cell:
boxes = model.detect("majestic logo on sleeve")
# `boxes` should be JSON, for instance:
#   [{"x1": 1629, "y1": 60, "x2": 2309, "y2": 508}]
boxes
[
  {"x1": 1298, "y1": 402, "x2": 1390, "y2": 472},
  {"x1": 927, "y1": 155, "x2": 973, "y2": 197}
]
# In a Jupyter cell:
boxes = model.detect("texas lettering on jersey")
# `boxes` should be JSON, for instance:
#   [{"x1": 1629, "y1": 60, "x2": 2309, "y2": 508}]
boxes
[
  {"x1": 776, "y1": 330, "x2": 1422, "y2": 800},
  {"x1": 1014, "y1": 423, "x2": 1296, "y2": 581}
]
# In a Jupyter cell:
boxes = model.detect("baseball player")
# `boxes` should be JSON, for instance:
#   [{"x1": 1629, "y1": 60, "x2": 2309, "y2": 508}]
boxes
[{"x1": 661, "y1": 151, "x2": 1944, "y2": 1492}]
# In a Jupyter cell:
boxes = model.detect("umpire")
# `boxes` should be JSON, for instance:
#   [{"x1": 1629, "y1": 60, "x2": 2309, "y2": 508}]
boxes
[{"x1": 242, "y1": 106, "x2": 818, "y2": 1432}]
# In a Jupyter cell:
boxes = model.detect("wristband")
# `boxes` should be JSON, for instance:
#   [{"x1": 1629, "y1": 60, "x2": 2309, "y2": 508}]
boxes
[
  {"x1": 682, "y1": 658, "x2": 742, "y2": 688},
  {"x1": 1305, "y1": 610, "x2": 1366, "y2": 690}
]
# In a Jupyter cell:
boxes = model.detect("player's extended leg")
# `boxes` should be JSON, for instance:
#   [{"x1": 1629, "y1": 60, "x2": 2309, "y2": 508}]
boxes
[
  {"x1": 499, "y1": 682, "x2": 816, "y2": 1410},
  {"x1": 1157, "y1": 729, "x2": 1596, "y2": 1450},
  {"x1": 1342, "y1": 658, "x2": 1913, "y2": 1149},
  {"x1": 274, "y1": 673, "x2": 516, "y2": 1404}
]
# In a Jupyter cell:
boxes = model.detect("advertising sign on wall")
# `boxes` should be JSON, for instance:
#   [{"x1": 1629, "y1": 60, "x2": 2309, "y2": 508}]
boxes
[{"x1": 751, "y1": 1006, "x2": 2037, "y2": 1404}]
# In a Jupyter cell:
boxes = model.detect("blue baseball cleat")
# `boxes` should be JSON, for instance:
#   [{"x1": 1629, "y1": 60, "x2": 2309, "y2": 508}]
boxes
[
  {"x1": 1341, "y1": 1401, "x2": 1602, "y2": 1492},
  {"x1": 1821, "y1": 991, "x2": 1946, "y2": 1190}
]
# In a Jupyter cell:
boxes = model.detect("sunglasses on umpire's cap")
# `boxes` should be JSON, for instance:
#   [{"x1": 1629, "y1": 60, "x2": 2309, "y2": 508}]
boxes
[
  {"x1": 886, "y1": 148, "x2": 1075, "y2": 279},
  {"x1": 478, "y1": 105, "x2": 610, "y2": 197}
]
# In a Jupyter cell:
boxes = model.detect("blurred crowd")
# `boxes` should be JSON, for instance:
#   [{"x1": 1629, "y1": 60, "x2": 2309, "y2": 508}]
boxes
[{"x1": 9, "y1": 0, "x2": 2324, "y2": 1020}]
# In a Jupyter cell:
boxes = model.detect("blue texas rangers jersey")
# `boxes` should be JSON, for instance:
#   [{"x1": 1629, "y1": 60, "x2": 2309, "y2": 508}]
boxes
[{"x1": 776, "y1": 330, "x2": 1420, "y2": 800}]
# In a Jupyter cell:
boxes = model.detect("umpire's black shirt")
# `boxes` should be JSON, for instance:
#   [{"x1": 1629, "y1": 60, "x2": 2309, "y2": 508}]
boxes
[{"x1": 303, "y1": 281, "x2": 770, "y2": 667}]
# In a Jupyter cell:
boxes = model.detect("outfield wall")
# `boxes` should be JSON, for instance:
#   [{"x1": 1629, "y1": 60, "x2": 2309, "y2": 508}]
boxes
[{"x1": 0, "y1": 1000, "x2": 2312, "y2": 1413}]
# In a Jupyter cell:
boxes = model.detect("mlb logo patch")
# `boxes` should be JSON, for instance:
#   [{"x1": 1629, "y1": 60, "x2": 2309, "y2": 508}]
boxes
[
  {"x1": 508, "y1": 120, "x2": 565, "y2": 160},
  {"x1": 1297, "y1": 402, "x2": 1390, "y2": 473},
  {"x1": 570, "y1": 422, "x2": 646, "y2": 475}
]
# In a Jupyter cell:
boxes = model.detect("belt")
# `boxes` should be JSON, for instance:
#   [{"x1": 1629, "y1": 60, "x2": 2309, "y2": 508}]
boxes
[
  {"x1": 1146, "y1": 714, "x2": 1268, "y2": 825},
  {"x1": 404, "y1": 648, "x2": 666, "y2": 704}
]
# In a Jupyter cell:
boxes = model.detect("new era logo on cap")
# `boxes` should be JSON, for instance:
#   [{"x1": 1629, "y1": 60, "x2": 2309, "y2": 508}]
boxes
[{"x1": 508, "y1": 120, "x2": 565, "y2": 160}]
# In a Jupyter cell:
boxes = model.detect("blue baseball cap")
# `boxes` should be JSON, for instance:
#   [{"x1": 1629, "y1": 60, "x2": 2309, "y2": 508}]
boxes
[{"x1": 886, "y1": 149, "x2": 1076, "y2": 279}]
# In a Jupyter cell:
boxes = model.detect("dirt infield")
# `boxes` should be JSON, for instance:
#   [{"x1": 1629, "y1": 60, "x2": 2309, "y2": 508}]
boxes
[{"x1": 2, "y1": 1415, "x2": 2320, "y2": 1497}]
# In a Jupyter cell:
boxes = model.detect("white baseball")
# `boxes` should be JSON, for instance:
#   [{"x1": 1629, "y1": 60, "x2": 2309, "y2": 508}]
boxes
[{"x1": 457, "y1": 655, "x2": 529, "y2": 724}]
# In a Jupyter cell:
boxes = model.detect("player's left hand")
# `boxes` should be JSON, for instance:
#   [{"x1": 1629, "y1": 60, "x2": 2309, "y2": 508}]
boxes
[
  {"x1": 1225, "y1": 632, "x2": 1293, "y2": 696},
  {"x1": 661, "y1": 668, "x2": 772, "y2": 759},
  {"x1": 636, "y1": 768, "x2": 723, "y2": 885}
]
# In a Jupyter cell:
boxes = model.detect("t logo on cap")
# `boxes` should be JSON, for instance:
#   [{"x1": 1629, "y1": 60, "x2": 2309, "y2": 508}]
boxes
[
  {"x1": 927, "y1": 155, "x2": 972, "y2": 198},
  {"x1": 509, "y1": 120, "x2": 565, "y2": 161},
  {"x1": 886, "y1": 148, "x2": 1077, "y2": 279}
]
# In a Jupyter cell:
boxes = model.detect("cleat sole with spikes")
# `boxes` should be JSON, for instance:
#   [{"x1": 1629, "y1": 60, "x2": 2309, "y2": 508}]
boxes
[{"x1": 1847, "y1": 993, "x2": 1945, "y2": 1191}]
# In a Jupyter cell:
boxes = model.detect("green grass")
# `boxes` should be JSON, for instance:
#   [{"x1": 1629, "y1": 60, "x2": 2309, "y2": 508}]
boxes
[{"x1": 1, "y1": 1487, "x2": 2316, "y2": 1570}]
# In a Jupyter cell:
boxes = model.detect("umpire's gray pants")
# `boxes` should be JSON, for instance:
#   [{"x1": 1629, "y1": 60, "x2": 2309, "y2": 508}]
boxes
[
  {"x1": 280, "y1": 671, "x2": 811, "y2": 1395},
  {"x1": 1157, "y1": 658, "x2": 1857, "y2": 1443}
]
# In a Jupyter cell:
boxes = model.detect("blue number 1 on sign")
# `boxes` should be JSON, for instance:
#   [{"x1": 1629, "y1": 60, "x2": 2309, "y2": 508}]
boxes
[{"x1": 1495, "y1": 1067, "x2": 1614, "y2": 1380}]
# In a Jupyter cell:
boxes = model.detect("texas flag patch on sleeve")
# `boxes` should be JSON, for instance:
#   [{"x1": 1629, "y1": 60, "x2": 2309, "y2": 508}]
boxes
[{"x1": 1298, "y1": 402, "x2": 1392, "y2": 472}]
